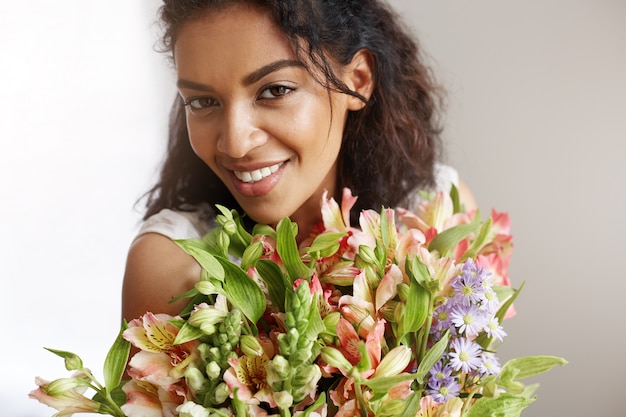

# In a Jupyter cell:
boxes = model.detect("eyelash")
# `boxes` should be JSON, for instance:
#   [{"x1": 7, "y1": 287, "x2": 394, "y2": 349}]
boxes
[{"x1": 183, "y1": 84, "x2": 295, "y2": 116}]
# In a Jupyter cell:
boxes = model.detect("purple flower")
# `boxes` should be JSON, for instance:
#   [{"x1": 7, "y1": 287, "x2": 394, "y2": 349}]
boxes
[
  {"x1": 426, "y1": 377, "x2": 462, "y2": 402},
  {"x1": 450, "y1": 304, "x2": 487, "y2": 337},
  {"x1": 479, "y1": 351, "x2": 502, "y2": 375},
  {"x1": 484, "y1": 316, "x2": 507, "y2": 342},
  {"x1": 452, "y1": 267, "x2": 485, "y2": 306},
  {"x1": 428, "y1": 361, "x2": 454, "y2": 384},
  {"x1": 449, "y1": 337, "x2": 483, "y2": 373}
]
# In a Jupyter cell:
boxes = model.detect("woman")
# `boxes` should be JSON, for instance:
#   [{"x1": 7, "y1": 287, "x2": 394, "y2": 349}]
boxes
[{"x1": 122, "y1": 0, "x2": 476, "y2": 323}]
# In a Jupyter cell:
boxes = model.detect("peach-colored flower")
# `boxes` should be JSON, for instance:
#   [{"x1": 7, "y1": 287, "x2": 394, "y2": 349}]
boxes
[
  {"x1": 29, "y1": 375, "x2": 101, "y2": 417},
  {"x1": 121, "y1": 379, "x2": 183, "y2": 417},
  {"x1": 375, "y1": 264, "x2": 403, "y2": 312},
  {"x1": 123, "y1": 312, "x2": 199, "y2": 388},
  {"x1": 223, "y1": 355, "x2": 276, "y2": 408}
]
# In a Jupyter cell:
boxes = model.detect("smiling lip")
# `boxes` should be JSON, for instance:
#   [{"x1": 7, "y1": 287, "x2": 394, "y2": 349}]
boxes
[
  {"x1": 233, "y1": 162, "x2": 283, "y2": 183},
  {"x1": 230, "y1": 161, "x2": 286, "y2": 197}
]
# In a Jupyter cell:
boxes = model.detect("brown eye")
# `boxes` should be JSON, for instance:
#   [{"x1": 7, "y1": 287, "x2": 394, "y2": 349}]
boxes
[
  {"x1": 184, "y1": 96, "x2": 219, "y2": 115},
  {"x1": 258, "y1": 85, "x2": 294, "y2": 99}
]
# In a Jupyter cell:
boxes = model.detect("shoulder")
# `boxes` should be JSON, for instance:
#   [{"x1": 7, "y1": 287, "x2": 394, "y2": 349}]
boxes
[
  {"x1": 122, "y1": 204, "x2": 216, "y2": 320},
  {"x1": 122, "y1": 232, "x2": 202, "y2": 320}
]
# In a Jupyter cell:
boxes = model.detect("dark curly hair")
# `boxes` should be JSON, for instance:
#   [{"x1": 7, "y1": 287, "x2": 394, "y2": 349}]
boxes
[{"x1": 142, "y1": 0, "x2": 445, "y2": 225}]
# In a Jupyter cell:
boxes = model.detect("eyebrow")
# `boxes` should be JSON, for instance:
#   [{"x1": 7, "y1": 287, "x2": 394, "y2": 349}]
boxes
[
  {"x1": 242, "y1": 59, "x2": 304, "y2": 86},
  {"x1": 176, "y1": 59, "x2": 304, "y2": 91}
]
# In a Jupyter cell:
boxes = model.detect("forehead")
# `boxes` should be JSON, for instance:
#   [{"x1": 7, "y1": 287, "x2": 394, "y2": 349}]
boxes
[{"x1": 173, "y1": 4, "x2": 297, "y2": 77}]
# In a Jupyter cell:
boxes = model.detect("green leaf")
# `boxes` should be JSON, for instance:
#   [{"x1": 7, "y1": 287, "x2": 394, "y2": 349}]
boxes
[
  {"x1": 500, "y1": 355, "x2": 568, "y2": 381},
  {"x1": 405, "y1": 255, "x2": 432, "y2": 290},
  {"x1": 450, "y1": 183, "x2": 461, "y2": 214},
  {"x1": 276, "y1": 218, "x2": 311, "y2": 282},
  {"x1": 465, "y1": 393, "x2": 535, "y2": 417},
  {"x1": 217, "y1": 256, "x2": 266, "y2": 323},
  {"x1": 304, "y1": 293, "x2": 326, "y2": 341},
  {"x1": 308, "y1": 232, "x2": 345, "y2": 259},
  {"x1": 402, "y1": 281, "x2": 429, "y2": 335},
  {"x1": 175, "y1": 239, "x2": 225, "y2": 281},
  {"x1": 361, "y1": 372, "x2": 417, "y2": 393},
  {"x1": 395, "y1": 391, "x2": 422, "y2": 417},
  {"x1": 495, "y1": 282, "x2": 524, "y2": 325},
  {"x1": 459, "y1": 216, "x2": 492, "y2": 262},
  {"x1": 415, "y1": 330, "x2": 450, "y2": 384},
  {"x1": 103, "y1": 321, "x2": 130, "y2": 393},
  {"x1": 428, "y1": 216, "x2": 481, "y2": 257},
  {"x1": 301, "y1": 392, "x2": 327, "y2": 417},
  {"x1": 256, "y1": 259, "x2": 289, "y2": 312}
]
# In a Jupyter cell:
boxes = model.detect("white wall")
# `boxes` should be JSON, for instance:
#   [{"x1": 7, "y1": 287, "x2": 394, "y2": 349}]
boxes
[
  {"x1": 2, "y1": 1, "x2": 624, "y2": 416},
  {"x1": 390, "y1": 1, "x2": 626, "y2": 416},
  {"x1": 0, "y1": 2, "x2": 172, "y2": 416}
]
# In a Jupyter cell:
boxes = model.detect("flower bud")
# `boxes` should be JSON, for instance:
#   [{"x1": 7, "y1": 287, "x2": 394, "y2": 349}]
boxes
[
  {"x1": 320, "y1": 347, "x2": 353, "y2": 371},
  {"x1": 397, "y1": 282, "x2": 410, "y2": 302},
  {"x1": 241, "y1": 241, "x2": 264, "y2": 270},
  {"x1": 195, "y1": 281, "x2": 220, "y2": 296},
  {"x1": 357, "y1": 244, "x2": 378, "y2": 266},
  {"x1": 295, "y1": 364, "x2": 322, "y2": 395},
  {"x1": 217, "y1": 231, "x2": 230, "y2": 253},
  {"x1": 45, "y1": 377, "x2": 88, "y2": 396},
  {"x1": 205, "y1": 361, "x2": 222, "y2": 380},
  {"x1": 184, "y1": 367, "x2": 207, "y2": 392},
  {"x1": 270, "y1": 355, "x2": 291, "y2": 379},
  {"x1": 240, "y1": 335, "x2": 264, "y2": 357},
  {"x1": 372, "y1": 346, "x2": 412, "y2": 378},
  {"x1": 323, "y1": 312, "x2": 341, "y2": 334},
  {"x1": 200, "y1": 323, "x2": 217, "y2": 335},
  {"x1": 213, "y1": 382, "x2": 230, "y2": 404},
  {"x1": 273, "y1": 390, "x2": 294, "y2": 409},
  {"x1": 188, "y1": 308, "x2": 227, "y2": 329}
]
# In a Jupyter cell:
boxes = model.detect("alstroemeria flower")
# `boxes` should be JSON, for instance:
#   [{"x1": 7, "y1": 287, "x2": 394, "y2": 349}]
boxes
[
  {"x1": 375, "y1": 264, "x2": 403, "y2": 311},
  {"x1": 124, "y1": 312, "x2": 199, "y2": 387},
  {"x1": 121, "y1": 379, "x2": 183, "y2": 417},
  {"x1": 29, "y1": 375, "x2": 102, "y2": 417},
  {"x1": 320, "y1": 188, "x2": 375, "y2": 258},
  {"x1": 223, "y1": 355, "x2": 276, "y2": 408}
]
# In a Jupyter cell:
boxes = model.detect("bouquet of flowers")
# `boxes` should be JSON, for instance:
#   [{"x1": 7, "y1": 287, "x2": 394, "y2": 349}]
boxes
[{"x1": 30, "y1": 186, "x2": 566, "y2": 417}]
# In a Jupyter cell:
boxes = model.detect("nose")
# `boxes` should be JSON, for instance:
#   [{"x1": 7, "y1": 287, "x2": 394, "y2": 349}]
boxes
[{"x1": 216, "y1": 103, "x2": 267, "y2": 158}]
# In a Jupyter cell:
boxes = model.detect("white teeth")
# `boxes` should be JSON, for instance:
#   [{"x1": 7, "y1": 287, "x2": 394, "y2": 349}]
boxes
[{"x1": 234, "y1": 162, "x2": 282, "y2": 183}]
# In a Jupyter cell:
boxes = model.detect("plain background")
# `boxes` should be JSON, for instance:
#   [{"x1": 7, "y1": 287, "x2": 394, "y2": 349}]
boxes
[{"x1": 1, "y1": 1, "x2": 624, "y2": 416}]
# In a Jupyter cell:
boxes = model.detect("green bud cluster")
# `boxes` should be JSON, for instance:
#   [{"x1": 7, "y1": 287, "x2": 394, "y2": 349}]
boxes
[{"x1": 186, "y1": 309, "x2": 244, "y2": 409}]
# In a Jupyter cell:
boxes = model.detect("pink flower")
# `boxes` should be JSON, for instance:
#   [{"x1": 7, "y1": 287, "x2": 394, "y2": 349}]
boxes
[
  {"x1": 223, "y1": 355, "x2": 276, "y2": 408},
  {"x1": 123, "y1": 312, "x2": 199, "y2": 390},
  {"x1": 29, "y1": 375, "x2": 101, "y2": 416},
  {"x1": 376, "y1": 264, "x2": 403, "y2": 311},
  {"x1": 121, "y1": 379, "x2": 183, "y2": 417}
]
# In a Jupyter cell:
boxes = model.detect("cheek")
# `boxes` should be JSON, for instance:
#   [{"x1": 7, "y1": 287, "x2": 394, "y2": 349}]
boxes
[{"x1": 186, "y1": 119, "x2": 217, "y2": 165}]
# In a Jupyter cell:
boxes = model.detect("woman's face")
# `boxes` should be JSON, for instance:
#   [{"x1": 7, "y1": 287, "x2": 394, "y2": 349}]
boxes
[{"x1": 174, "y1": 4, "x2": 361, "y2": 233}]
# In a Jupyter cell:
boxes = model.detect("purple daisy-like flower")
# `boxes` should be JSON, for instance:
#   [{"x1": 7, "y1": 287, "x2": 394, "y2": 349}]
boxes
[
  {"x1": 426, "y1": 377, "x2": 462, "y2": 402},
  {"x1": 479, "y1": 351, "x2": 502, "y2": 375},
  {"x1": 449, "y1": 337, "x2": 483, "y2": 373},
  {"x1": 452, "y1": 267, "x2": 485, "y2": 306},
  {"x1": 484, "y1": 316, "x2": 507, "y2": 342},
  {"x1": 450, "y1": 304, "x2": 487, "y2": 337},
  {"x1": 480, "y1": 287, "x2": 500, "y2": 314},
  {"x1": 428, "y1": 360, "x2": 454, "y2": 384}
]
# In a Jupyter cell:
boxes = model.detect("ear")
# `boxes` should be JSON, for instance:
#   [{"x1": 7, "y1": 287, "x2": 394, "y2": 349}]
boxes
[{"x1": 343, "y1": 49, "x2": 375, "y2": 111}]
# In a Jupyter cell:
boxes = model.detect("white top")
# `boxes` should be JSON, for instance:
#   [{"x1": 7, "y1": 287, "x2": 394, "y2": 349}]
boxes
[{"x1": 136, "y1": 164, "x2": 459, "y2": 241}]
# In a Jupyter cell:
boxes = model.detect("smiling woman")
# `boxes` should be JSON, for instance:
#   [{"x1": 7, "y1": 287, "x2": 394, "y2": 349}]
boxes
[{"x1": 122, "y1": 0, "x2": 474, "y2": 323}]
